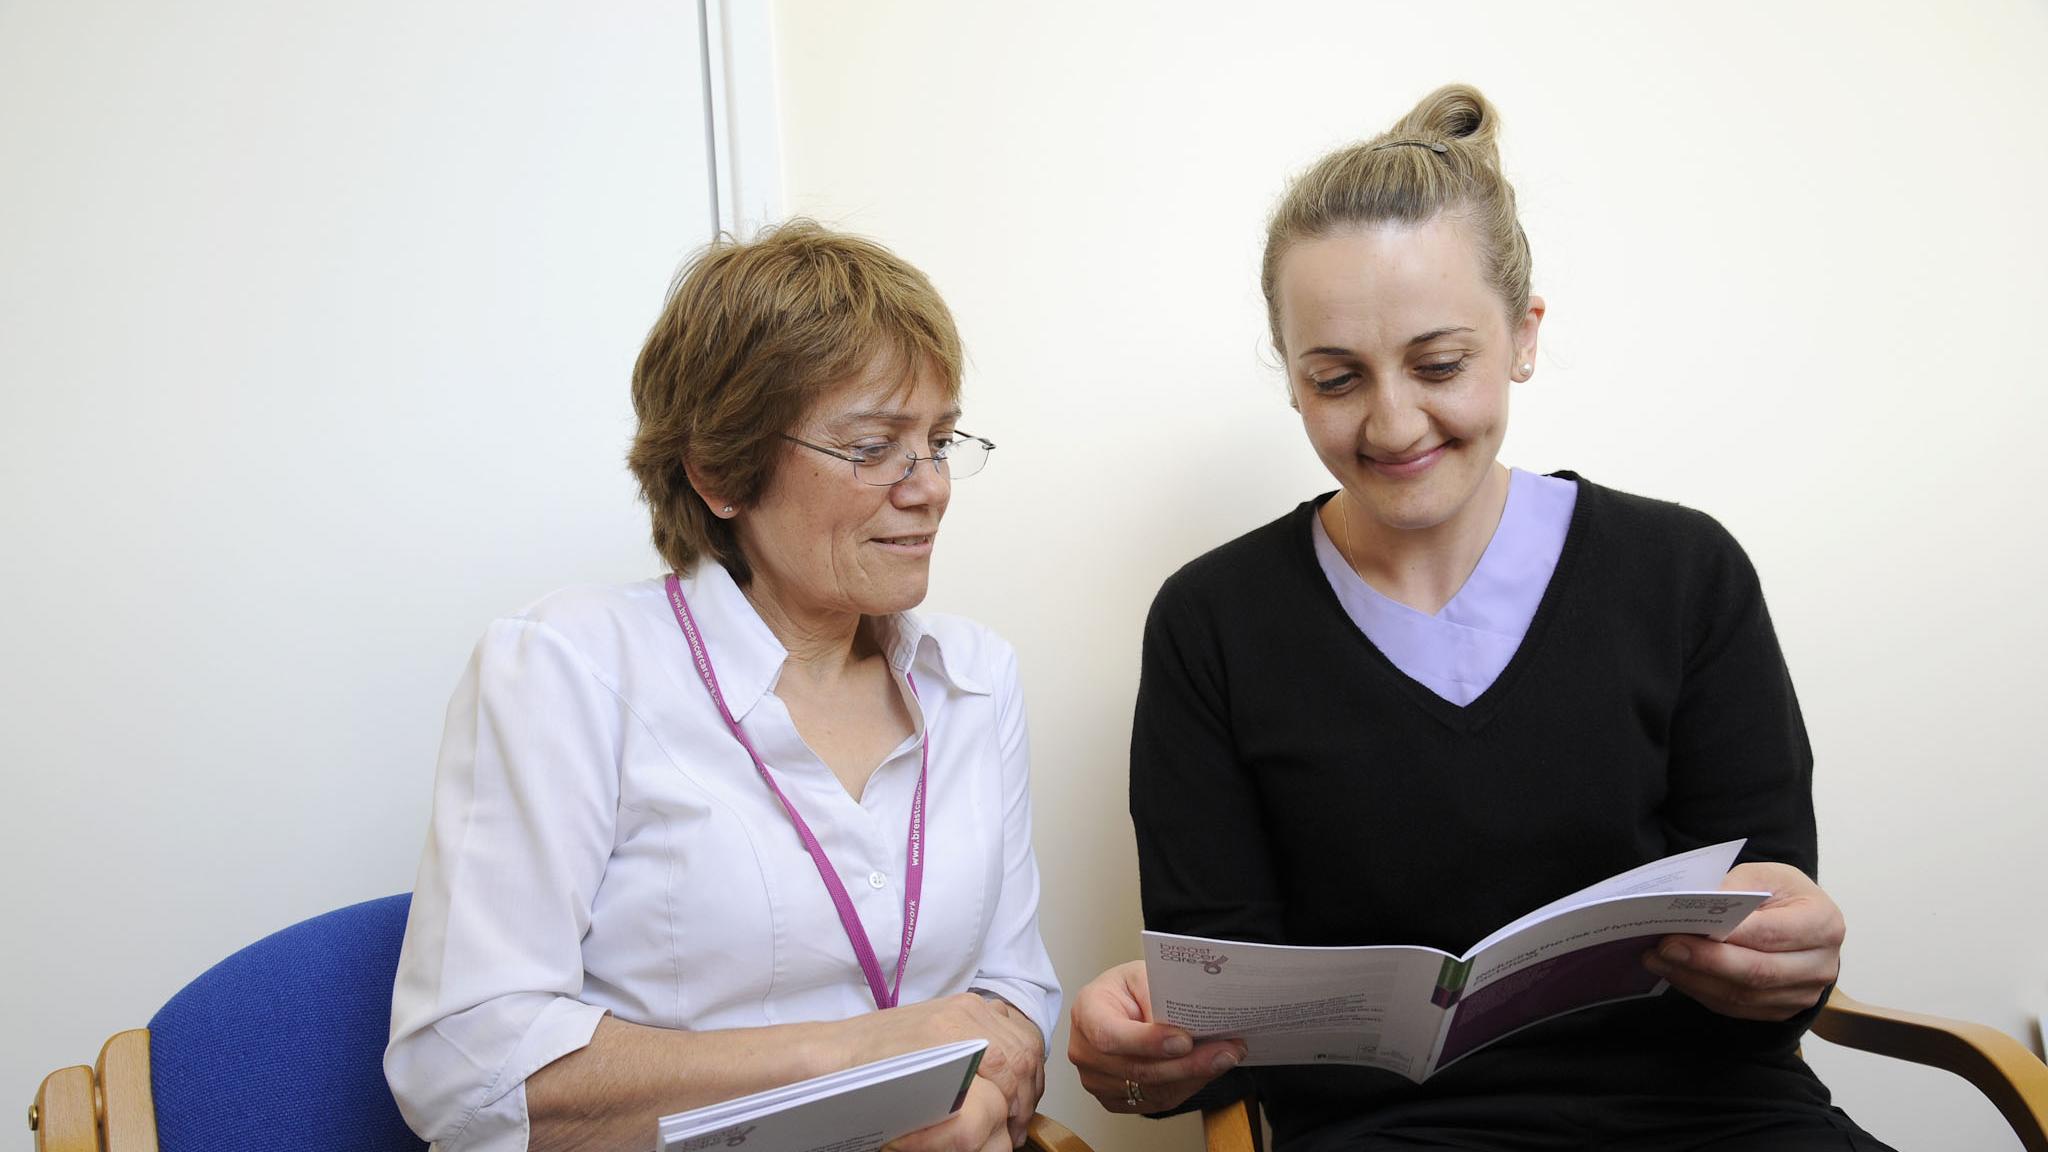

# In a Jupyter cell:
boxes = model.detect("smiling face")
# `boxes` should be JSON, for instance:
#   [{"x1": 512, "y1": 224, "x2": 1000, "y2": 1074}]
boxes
[
  {"x1": 732, "y1": 356, "x2": 958, "y2": 631},
  {"x1": 1275, "y1": 214, "x2": 1543, "y2": 547}
]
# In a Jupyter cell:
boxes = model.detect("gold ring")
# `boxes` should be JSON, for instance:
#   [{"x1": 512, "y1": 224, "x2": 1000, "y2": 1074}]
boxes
[{"x1": 1123, "y1": 1078, "x2": 1145, "y2": 1108}]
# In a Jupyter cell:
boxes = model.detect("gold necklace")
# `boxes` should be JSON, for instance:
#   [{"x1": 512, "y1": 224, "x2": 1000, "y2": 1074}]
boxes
[{"x1": 1334, "y1": 489, "x2": 1364, "y2": 582}]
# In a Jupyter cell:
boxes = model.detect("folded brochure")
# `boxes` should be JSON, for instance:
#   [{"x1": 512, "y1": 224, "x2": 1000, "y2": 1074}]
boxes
[
  {"x1": 658, "y1": 1038, "x2": 986, "y2": 1152},
  {"x1": 1143, "y1": 839, "x2": 1768, "y2": 1081}
]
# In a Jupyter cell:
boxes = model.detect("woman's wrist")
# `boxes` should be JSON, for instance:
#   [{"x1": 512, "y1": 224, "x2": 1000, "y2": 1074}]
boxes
[{"x1": 806, "y1": 1013, "x2": 868, "y2": 1076}]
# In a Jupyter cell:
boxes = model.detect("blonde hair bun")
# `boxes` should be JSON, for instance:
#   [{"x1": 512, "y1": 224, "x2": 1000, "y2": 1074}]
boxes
[{"x1": 1389, "y1": 83, "x2": 1503, "y2": 168}]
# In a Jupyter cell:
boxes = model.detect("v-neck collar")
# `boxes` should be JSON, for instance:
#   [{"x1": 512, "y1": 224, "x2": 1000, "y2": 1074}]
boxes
[{"x1": 1296, "y1": 472, "x2": 1593, "y2": 734}]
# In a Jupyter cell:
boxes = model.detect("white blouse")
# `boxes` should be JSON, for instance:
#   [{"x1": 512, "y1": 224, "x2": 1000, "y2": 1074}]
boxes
[{"x1": 385, "y1": 561, "x2": 1062, "y2": 1152}]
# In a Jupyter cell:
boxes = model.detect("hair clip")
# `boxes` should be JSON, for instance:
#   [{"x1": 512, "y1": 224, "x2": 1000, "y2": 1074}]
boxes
[{"x1": 1372, "y1": 139, "x2": 1449, "y2": 154}]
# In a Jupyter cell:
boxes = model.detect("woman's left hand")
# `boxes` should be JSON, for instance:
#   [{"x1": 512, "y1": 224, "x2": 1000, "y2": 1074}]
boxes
[
  {"x1": 884, "y1": 1075, "x2": 1012, "y2": 1152},
  {"x1": 1642, "y1": 861, "x2": 1844, "y2": 1021},
  {"x1": 837, "y1": 992, "x2": 1042, "y2": 1146}
]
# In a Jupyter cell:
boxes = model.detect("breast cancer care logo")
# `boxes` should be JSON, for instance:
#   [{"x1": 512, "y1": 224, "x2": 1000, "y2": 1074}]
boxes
[
  {"x1": 677, "y1": 1124, "x2": 755, "y2": 1150},
  {"x1": 1665, "y1": 896, "x2": 1737, "y2": 916},
  {"x1": 1158, "y1": 941, "x2": 1229, "y2": 975}
]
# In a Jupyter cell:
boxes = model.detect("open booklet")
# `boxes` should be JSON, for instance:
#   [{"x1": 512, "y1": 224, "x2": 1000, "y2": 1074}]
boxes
[
  {"x1": 1144, "y1": 840, "x2": 1769, "y2": 1082},
  {"x1": 657, "y1": 1039, "x2": 986, "y2": 1152}
]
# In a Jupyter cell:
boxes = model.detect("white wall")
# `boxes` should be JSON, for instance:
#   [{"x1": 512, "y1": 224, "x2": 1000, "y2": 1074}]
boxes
[
  {"x1": 2, "y1": 0, "x2": 718, "y2": 1108},
  {"x1": 771, "y1": 2, "x2": 2048, "y2": 1150},
  {"x1": 8, "y1": 3, "x2": 2046, "y2": 1150}
]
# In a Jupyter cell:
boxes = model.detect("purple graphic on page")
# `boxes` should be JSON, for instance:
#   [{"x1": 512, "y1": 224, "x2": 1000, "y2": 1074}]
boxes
[{"x1": 1436, "y1": 934, "x2": 1666, "y2": 1068}]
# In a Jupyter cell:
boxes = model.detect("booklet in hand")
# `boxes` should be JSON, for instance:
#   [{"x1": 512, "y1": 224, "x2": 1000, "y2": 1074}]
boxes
[
  {"x1": 657, "y1": 1039, "x2": 986, "y2": 1152},
  {"x1": 1143, "y1": 839, "x2": 1769, "y2": 1081}
]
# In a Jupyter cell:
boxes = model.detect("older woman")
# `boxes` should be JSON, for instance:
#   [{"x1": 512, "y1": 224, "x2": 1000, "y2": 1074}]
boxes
[
  {"x1": 1067, "y1": 86, "x2": 1890, "y2": 1150},
  {"x1": 387, "y1": 221, "x2": 1059, "y2": 1152}
]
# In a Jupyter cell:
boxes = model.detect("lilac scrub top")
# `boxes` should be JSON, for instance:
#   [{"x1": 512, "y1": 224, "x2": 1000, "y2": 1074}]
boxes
[{"x1": 1310, "y1": 467, "x2": 1579, "y2": 707}]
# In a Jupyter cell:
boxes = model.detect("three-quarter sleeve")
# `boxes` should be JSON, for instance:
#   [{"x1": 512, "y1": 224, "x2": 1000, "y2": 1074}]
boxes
[
  {"x1": 966, "y1": 641, "x2": 1063, "y2": 1052},
  {"x1": 1661, "y1": 519, "x2": 1819, "y2": 877},
  {"x1": 386, "y1": 618, "x2": 621, "y2": 1152}
]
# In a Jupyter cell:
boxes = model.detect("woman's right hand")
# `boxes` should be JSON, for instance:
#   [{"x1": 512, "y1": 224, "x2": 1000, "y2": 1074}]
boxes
[
  {"x1": 1068, "y1": 961, "x2": 1246, "y2": 1115},
  {"x1": 841, "y1": 993, "x2": 1044, "y2": 1145}
]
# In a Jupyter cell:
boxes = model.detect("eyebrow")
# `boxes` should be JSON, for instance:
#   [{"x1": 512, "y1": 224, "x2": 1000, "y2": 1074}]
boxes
[
  {"x1": 827, "y1": 405, "x2": 965, "y2": 428},
  {"x1": 1295, "y1": 327, "x2": 1478, "y2": 361}
]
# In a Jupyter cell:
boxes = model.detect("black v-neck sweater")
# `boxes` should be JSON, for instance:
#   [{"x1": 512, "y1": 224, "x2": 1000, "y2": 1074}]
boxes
[{"x1": 1132, "y1": 475, "x2": 1859, "y2": 1149}]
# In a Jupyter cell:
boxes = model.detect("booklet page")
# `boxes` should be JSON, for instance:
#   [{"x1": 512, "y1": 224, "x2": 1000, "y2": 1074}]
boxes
[
  {"x1": 1143, "y1": 933, "x2": 1449, "y2": 1077},
  {"x1": 1466, "y1": 840, "x2": 1747, "y2": 955},
  {"x1": 1434, "y1": 889, "x2": 1767, "y2": 1069}
]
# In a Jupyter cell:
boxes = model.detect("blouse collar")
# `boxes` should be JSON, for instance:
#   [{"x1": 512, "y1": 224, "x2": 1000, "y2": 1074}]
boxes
[{"x1": 670, "y1": 561, "x2": 989, "y2": 721}]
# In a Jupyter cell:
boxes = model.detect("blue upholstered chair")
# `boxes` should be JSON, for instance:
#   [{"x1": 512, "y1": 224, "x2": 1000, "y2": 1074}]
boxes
[
  {"x1": 30, "y1": 894, "x2": 426, "y2": 1152},
  {"x1": 29, "y1": 893, "x2": 1097, "y2": 1152}
]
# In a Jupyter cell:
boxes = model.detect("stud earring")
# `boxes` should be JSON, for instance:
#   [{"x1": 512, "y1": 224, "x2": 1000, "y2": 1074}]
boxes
[{"x1": 721, "y1": 505, "x2": 734, "y2": 515}]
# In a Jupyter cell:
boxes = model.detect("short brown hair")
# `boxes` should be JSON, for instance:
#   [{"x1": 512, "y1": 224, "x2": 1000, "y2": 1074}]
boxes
[
  {"x1": 628, "y1": 219, "x2": 964, "y2": 581},
  {"x1": 1262, "y1": 84, "x2": 1532, "y2": 354}
]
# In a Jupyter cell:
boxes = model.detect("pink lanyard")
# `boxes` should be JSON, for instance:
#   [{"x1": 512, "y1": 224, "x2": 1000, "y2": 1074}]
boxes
[{"x1": 665, "y1": 573, "x2": 927, "y2": 1010}]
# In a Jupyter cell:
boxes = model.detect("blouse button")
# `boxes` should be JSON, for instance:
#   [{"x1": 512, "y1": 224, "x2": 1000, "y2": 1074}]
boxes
[{"x1": 868, "y1": 871, "x2": 887, "y2": 889}]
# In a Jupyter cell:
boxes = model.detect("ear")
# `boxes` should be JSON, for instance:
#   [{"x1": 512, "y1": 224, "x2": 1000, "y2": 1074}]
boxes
[
  {"x1": 1513, "y1": 295, "x2": 1546, "y2": 380},
  {"x1": 685, "y1": 463, "x2": 738, "y2": 520}
]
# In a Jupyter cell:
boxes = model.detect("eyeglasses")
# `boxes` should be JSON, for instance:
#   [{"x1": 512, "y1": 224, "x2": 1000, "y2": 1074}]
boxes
[{"x1": 781, "y1": 432, "x2": 996, "y2": 486}]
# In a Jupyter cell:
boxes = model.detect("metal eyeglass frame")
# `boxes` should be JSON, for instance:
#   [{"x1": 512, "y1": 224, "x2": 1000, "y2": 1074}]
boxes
[{"x1": 780, "y1": 432, "x2": 997, "y2": 486}]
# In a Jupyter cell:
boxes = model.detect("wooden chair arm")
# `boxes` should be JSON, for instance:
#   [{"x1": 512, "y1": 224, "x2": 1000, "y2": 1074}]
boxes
[
  {"x1": 1023, "y1": 1111, "x2": 1096, "y2": 1152},
  {"x1": 29, "y1": 1064, "x2": 97, "y2": 1152},
  {"x1": 1202, "y1": 1094, "x2": 1262, "y2": 1152},
  {"x1": 29, "y1": 1029, "x2": 161, "y2": 1152},
  {"x1": 96, "y1": 1029, "x2": 158, "y2": 1152},
  {"x1": 1813, "y1": 987, "x2": 2048, "y2": 1152}
]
